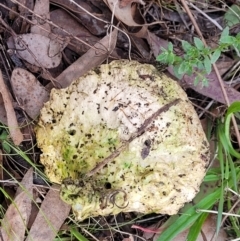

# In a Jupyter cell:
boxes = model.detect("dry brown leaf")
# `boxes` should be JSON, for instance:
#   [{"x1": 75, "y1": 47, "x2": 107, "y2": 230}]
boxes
[
  {"x1": 51, "y1": 0, "x2": 108, "y2": 36},
  {"x1": 0, "y1": 70, "x2": 23, "y2": 145},
  {"x1": 104, "y1": 0, "x2": 148, "y2": 43},
  {"x1": 15, "y1": 167, "x2": 34, "y2": 197},
  {"x1": 179, "y1": 70, "x2": 240, "y2": 105},
  {"x1": 199, "y1": 214, "x2": 227, "y2": 241},
  {"x1": 1, "y1": 168, "x2": 33, "y2": 241},
  {"x1": 17, "y1": 0, "x2": 34, "y2": 15},
  {"x1": 47, "y1": 28, "x2": 118, "y2": 89},
  {"x1": 14, "y1": 0, "x2": 34, "y2": 33},
  {"x1": 10, "y1": 68, "x2": 49, "y2": 119},
  {"x1": 216, "y1": 57, "x2": 236, "y2": 76},
  {"x1": 31, "y1": 0, "x2": 51, "y2": 36},
  {"x1": 119, "y1": 0, "x2": 145, "y2": 8},
  {"x1": 27, "y1": 201, "x2": 41, "y2": 229},
  {"x1": 104, "y1": 0, "x2": 144, "y2": 26},
  {"x1": 0, "y1": 95, "x2": 7, "y2": 124},
  {"x1": 129, "y1": 25, "x2": 148, "y2": 38},
  {"x1": 122, "y1": 235, "x2": 134, "y2": 241},
  {"x1": 12, "y1": 33, "x2": 62, "y2": 68},
  {"x1": 25, "y1": 185, "x2": 71, "y2": 241},
  {"x1": 1, "y1": 192, "x2": 29, "y2": 241},
  {"x1": 0, "y1": 149, "x2": 3, "y2": 181},
  {"x1": 50, "y1": 9, "x2": 100, "y2": 55},
  {"x1": 130, "y1": 34, "x2": 150, "y2": 58},
  {"x1": 147, "y1": 31, "x2": 168, "y2": 56}
]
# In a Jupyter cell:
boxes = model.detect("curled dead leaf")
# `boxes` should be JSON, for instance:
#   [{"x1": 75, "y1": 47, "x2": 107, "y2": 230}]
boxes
[
  {"x1": 119, "y1": 0, "x2": 145, "y2": 8},
  {"x1": 104, "y1": 0, "x2": 144, "y2": 26}
]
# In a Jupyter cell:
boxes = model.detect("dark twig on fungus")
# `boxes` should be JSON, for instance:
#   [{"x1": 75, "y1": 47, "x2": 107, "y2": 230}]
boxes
[{"x1": 86, "y1": 98, "x2": 181, "y2": 177}]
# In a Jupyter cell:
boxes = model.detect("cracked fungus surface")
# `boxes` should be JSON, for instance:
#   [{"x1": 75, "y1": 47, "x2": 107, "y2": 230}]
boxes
[{"x1": 36, "y1": 60, "x2": 210, "y2": 220}]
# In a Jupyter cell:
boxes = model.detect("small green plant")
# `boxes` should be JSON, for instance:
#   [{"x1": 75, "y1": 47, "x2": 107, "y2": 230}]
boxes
[
  {"x1": 0, "y1": 127, "x2": 11, "y2": 153},
  {"x1": 224, "y1": 4, "x2": 240, "y2": 27},
  {"x1": 156, "y1": 27, "x2": 240, "y2": 86}
]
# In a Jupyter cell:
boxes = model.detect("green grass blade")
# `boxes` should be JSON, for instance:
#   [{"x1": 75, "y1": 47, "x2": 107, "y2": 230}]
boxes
[
  {"x1": 216, "y1": 185, "x2": 224, "y2": 236},
  {"x1": 70, "y1": 227, "x2": 90, "y2": 241},
  {"x1": 156, "y1": 188, "x2": 221, "y2": 241},
  {"x1": 187, "y1": 212, "x2": 209, "y2": 241},
  {"x1": 217, "y1": 129, "x2": 225, "y2": 179},
  {"x1": 224, "y1": 102, "x2": 240, "y2": 158},
  {"x1": 227, "y1": 197, "x2": 240, "y2": 237},
  {"x1": 228, "y1": 155, "x2": 238, "y2": 191},
  {"x1": 3, "y1": 141, "x2": 48, "y2": 181}
]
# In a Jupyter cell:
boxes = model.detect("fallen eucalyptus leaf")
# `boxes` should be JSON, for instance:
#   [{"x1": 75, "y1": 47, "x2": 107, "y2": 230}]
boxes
[
  {"x1": 10, "y1": 68, "x2": 49, "y2": 119},
  {"x1": 0, "y1": 70, "x2": 23, "y2": 145},
  {"x1": 1, "y1": 168, "x2": 33, "y2": 241},
  {"x1": 13, "y1": 33, "x2": 62, "y2": 68},
  {"x1": 50, "y1": 9, "x2": 100, "y2": 55},
  {"x1": 25, "y1": 185, "x2": 71, "y2": 241},
  {"x1": 31, "y1": 0, "x2": 51, "y2": 36},
  {"x1": 104, "y1": 0, "x2": 144, "y2": 26}
]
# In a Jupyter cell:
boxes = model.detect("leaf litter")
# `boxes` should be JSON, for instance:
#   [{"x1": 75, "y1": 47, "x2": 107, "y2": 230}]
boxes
[
  {"x1": 1, "y1": 168, "x2": 33, "y2": 241},
  {"x1": 0, "y1": 0, "x2": 240, "y2": 240},
  {"x1": 0, "y1": 70, "x2": 23, "y2": 145},
  {"x1": 11, "y1": 33, "x2": 63, "y2": 68},
  {"x1": 25, "y1": 185, "x2": 71, "y2": 241},
  {"x1": 10, "y1": 68, "x2": 49, "y2": 119}
]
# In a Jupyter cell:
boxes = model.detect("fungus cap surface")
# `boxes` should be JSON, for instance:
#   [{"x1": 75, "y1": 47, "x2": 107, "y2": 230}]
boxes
[{"x1": 36, "y1": 60, "x2": 209, "y2": 220}]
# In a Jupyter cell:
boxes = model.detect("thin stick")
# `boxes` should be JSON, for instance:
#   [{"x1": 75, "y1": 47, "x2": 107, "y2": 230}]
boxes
[
  {"x1": 188, "y1": 2, "x2": 223, "y2": 30},
  {"x1": 86, "y1": 98, "x2": 181, "y2": 177},
  {"x1": 196, "y1": 209, "x2": 240, "y2": 218}
]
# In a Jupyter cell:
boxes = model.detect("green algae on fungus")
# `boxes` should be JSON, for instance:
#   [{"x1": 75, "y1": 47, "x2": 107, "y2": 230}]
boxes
[{"x1": 36, "y1": 60, "x2": 210, "y2": 220}]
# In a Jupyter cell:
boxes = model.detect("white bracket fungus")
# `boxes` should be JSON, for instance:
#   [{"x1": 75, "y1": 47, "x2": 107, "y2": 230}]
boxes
[{"x1": 36, "y1": 60, "x2": 210, "y2": 220}]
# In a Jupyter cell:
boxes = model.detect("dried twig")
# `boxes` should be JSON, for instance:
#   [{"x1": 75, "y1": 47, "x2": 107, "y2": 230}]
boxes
[
  {"x1": 86, "y1": 98, "x2": 181, "y2": 177},
  {"x1": 188, "y1": 2, "x2": 223, "y2": 30}
]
